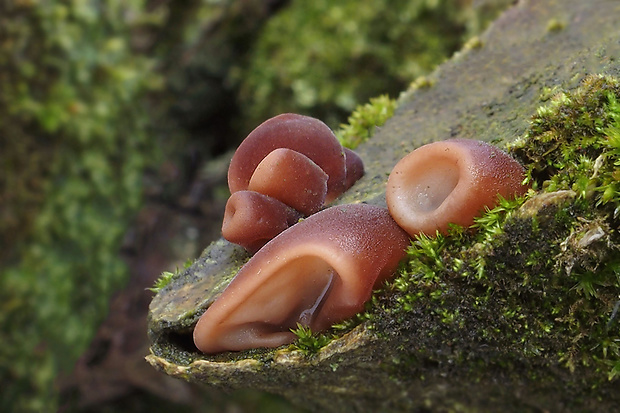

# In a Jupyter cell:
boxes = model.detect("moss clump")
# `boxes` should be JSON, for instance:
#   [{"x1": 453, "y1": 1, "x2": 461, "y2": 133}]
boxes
[
  {"x1": 335, "y1": 95, "x2": 397, "y2": 149},
  {"x1": 366, "y1": 75, "x2": 620, "y2": 395},
  {"x1": 148, "y1": 259, "x2": 194, "y2": 293},
  {"x1": 290, "y1": 324, "x2": 333, "y2": 356},
  {"x1": 513, "y1": 74, "x2": 620, "y2": 210},
  {"x1": 546, "y1": 18, "x2": 566, "y2": 33}
]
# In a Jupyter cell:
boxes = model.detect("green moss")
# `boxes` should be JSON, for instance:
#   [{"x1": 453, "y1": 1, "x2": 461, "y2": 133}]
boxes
[
  {"x1": 462, "y1": 35, "x2": 483, "y2": 51},
  {"x1": 152, "y1": 78, "x2": 620, "y2": 402},
  {"x1": 148, "y1": 259, "x2": 194, "y2": 293},
  {"x1": 546, "y1": 18, "x2": 566, "y2": 32},
  {"x1": 408, "y1": 75, "x2": 436, "y2": 92},
  {"x1": 149, "y1": 271, "x2": 176, "y2": 293},
  {"x1": 290, "y1": 324, "x2": 333, "y2": 356},
  {"x1": 335, "y1": 95, "x2": 397, "y2": 149},
  {"x1": 365, "y1": 74, "x2": 620, "y2": 388}
]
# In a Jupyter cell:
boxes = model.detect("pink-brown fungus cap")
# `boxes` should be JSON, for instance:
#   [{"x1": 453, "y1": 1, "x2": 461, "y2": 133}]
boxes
[
  {"x1": 194, "y1": 203, "x2": 410, "y2": 354},
  {"x1": 386, "y1": 139, "x2": 528, "y2": 237},
  {"x1": 343, "y1": 147, "x2": 365, "y2": 191},
  {"x1": 227, "y1": 113, "x2": 347, "y2": 202},
  {"x1": 248, "y1": 148, "x2": 328, "y2": 216},
  {"x1": 221, "y1": 190, "x2": 302, "y2": 253}
]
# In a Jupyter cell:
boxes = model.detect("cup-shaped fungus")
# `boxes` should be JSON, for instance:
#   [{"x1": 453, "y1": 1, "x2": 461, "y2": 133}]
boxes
[
  {"x1": 248, "y1": 148, "x2": 328, "y2": 216},
  {"x1": 228, "y1": 113, "x2": 348, "y2": 202},
  {"x1": 194, "y1": 204, "x2": 410, "y2": 354},
  {"x1": 386, "y1": 139, "x2": 528, "y2": 236},
  {"x1": 221, "y1": 191, "x2": 302, "y2": 253}
]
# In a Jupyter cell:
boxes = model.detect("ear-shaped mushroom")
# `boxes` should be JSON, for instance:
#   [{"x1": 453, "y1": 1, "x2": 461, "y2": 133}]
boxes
[
  {"x1": 248, "y1": 148, "x2": 328, "y2": 216},
  {"x1": 228, "y1": 113, "x2": 347, "y2": 202},
  {"x1": 194, "y1": 204, "x2": 410, "y2": 354},
  {"x1": 221, "y1": 190, "x2": 302, "y2": 253},
  {"x1": 386, "y1": 139, "x2": 528, "y2": 236}
]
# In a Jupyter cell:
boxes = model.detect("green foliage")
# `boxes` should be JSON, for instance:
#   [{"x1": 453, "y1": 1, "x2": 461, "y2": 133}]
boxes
[
  {"x1": 0, "y1": 1, "x2": 162, "y2": 411},
  {"x1": 472, "y1": 194, "x2": 529, "y2": 243},
  {"x1": 235, "y1": 0, "x2": 508, "y2": 130},
  {"x1": 290, "y1": 323, "x2": 332, "y2": 355},
  {"x1": 149, "y1": 271, "x2": 176, "y2": 293},
  {"x1": 335, "y1": 95, "x2": 397, "y2": 149},
  {"x1": 407, "y1": 232, "x2": 447, "y2": 275}
]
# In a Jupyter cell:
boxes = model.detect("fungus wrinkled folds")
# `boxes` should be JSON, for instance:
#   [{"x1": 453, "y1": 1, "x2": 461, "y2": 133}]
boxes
[
  {"x1": 222, "y1": 113, "x2": 365, "y2": 251},
  {"x1": 248, "y1": 148, "x2": 328, "y2": 216},
  {"x1": 194, "y1": 204, "x2": 410, "y2": 354},
  {"x1": 228, "y1": 113, "x2": 348, "y2": 201},
  {"x1": 386, "y1": 139, "x2": 528, "y2": 236}
]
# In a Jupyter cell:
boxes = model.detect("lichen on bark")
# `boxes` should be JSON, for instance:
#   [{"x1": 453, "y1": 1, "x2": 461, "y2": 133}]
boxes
[{"x1": 147, "y1": 0, "x2": 620, "y2": 411}]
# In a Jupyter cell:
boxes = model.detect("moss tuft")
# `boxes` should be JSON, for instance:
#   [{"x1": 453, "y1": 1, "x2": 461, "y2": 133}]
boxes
[
  {"x1": 148, "y1": 259, "x2": 194, "y2": 293},
  {"x1": 546, "y1": 18, "x2": 566, "y2": 32},
  {"x1": 335, "y1": 95, "x2": 397, "y2": 149},
  {"x1": 290, "y1": 324, "x2": 333, "y2": 356}
]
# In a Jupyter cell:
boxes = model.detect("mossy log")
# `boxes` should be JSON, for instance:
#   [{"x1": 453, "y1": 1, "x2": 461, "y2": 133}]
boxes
[{"x1": 147, "y1": 0, "x2": 620, "y2": 411}]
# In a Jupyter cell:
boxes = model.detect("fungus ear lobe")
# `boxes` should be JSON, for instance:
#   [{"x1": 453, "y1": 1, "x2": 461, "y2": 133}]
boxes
[
  {"x1": 342, "y1": 147, "x2": 365, "y2": 192},
  {"x1": 194, "y1": 204, "x2": 410, "y2": 354},
  {"x1": 227, "y1": 113, "x2": 347, "y2": 200},
  {"x1": 386, "y1": 138, "x2": 528, "y2": 237},
  {"x1": 194, "y1": 256, "x2": 337, "y2": 353},
  {"x1": 248, "y1": 148, "x2": 328, "y2": 215},
  {"x1": 221, "y1": 190, "x2": 301, "y2": 253}
]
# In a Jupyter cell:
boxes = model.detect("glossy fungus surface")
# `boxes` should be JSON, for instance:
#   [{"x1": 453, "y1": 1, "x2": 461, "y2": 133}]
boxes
[
  {"x1": 227, "y1": 113, "x2": 347, "y2": 201},
  {"x1": 386, "y1": 139, "x2": 528, "y2": 236},
  {"x1": 221, "y1": 191, "x2": 302, "y2": 253},
  {"x1": 248, "y1": 148, "x2": 328, "y2": 216},
  {"x1": 194, "y1": 204, "x2": 410, "y2": 354}
]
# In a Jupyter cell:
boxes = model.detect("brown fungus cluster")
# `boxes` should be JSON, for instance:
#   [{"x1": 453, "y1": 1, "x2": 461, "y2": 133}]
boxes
[
  {"x1": 195, "y1": 115, "x2": 529, "y2": 354},
  {"x1": 222, "y1": 113, "x2": 364, "y2": 253},
  {"x1": 195, "y1": 204, "x2": 410, "y2": 354}
]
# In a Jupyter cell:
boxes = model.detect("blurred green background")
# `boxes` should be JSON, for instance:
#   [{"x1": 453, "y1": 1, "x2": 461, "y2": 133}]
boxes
[{"x1": 0, "y1": 0, "x2": 511, "y2": 411}]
